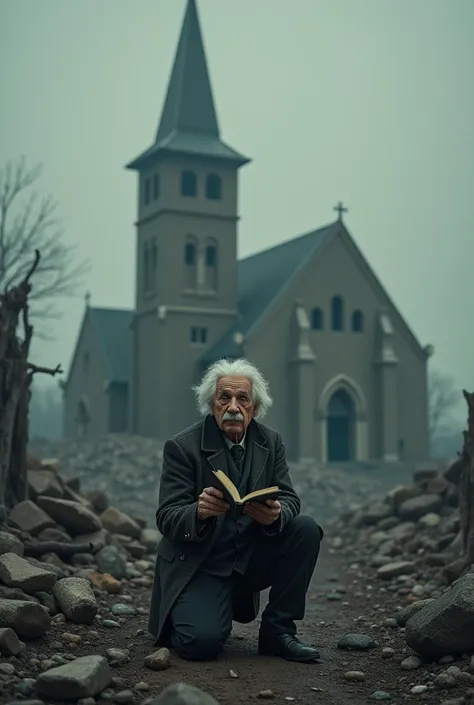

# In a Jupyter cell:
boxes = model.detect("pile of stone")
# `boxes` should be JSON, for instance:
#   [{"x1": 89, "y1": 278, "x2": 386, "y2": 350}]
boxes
[
  {"x1": 29, "y1": 434, "x2": 415, "y2": 527},
  {"x1": 0, "y1": 454, "x2": 163, "y2": 703},
  {"x1": 328, "y1": 458, "x2": 474, "y2": 689}
]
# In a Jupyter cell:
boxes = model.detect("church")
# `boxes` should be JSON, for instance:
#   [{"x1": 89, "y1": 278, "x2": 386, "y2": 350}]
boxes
[{"x1": 63, "y1": 0, "x2": 431, "y2": 464}]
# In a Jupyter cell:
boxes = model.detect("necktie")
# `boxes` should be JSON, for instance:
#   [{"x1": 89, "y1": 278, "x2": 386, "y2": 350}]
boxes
[{"x1": 230, "y1": 444, "x2": 245, "y2": 474}]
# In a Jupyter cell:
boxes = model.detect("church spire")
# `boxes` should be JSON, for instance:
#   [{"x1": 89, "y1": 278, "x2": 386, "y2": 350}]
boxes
[
  {"x1": 127, "y1": 0, "x2": 249, "y2": 171},
  {"x1": 156, "y1": 0, "x2": 219, "y2": 143}
]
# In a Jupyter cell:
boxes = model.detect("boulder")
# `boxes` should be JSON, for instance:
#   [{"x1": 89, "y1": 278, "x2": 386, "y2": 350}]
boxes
[
  {"x1": 0, "y1": 531, "x2": 24, "y2": 557},
  {"x1": 53, "y1": 577, "x2": 97, "y2": 624},
  {"x1": 100, "y1": 506, "x2": 141, "y2": 538},
  {"x1": 376, "y1": 561, "x2": 416, "y2": 579},
  {"x1": 8, "y1": 500, "x2": 56, "y2": 536},
  {"x1": 36, "y1": 497, "x2": 102, "y2": 535},
  {"x1": 0, "y1": 553, "x2": 57, "y2": 594},
  {"x1": 95, "y1": 545, "x2": 127, "y2": 579},
  {"x1": 36, "y1": 654, "x2": 112, "y2": 700},
  {"x1": 0, "y1": 598, "x2": 50, "y2": 638},
  {"x1": 149, "y1": 683, "x2": 219, "y2": 705},
  {"x1": 405, "y1": 573, "x2": 474, "y2": 658},
  {"x1": 398, "y1": 494, "x2": 443, "y2": 522},
  {"x1": 27, "y1": 469, "x2": 64, "y2": 499}
]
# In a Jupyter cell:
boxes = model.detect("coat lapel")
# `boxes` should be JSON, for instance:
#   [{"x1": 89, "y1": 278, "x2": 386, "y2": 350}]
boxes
[{"x1": 247, "y1": 420, "x2": 270, "y2": 491}]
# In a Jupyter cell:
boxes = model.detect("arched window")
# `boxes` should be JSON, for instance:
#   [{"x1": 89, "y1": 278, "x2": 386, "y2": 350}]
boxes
[
  {"x1": 352, "y1": 309, "x2": 364, "y2": 332},
  {"x1": 206, "y1": 174, "x2": 222, "y2": 200},
  {"x1": 205, "y1": 241, "x2": 217, "y2": 290},
  {"x1": 181, "y1": 170, "x2": 197, "y2": 197},
  {"x1": 184, "y1": 238, "x2": 198, "y2": 289},
  {"x1": 331, "y1": 295, "x2": 344, "y2": 331},
  {"x1": 311, "y1": 307, "x2": 324, "y2": 330}
]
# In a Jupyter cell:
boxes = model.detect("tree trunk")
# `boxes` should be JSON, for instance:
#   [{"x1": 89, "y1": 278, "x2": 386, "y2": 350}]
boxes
[{"x1": 459, "y1": 391, "x2": 474, "y2": 564}]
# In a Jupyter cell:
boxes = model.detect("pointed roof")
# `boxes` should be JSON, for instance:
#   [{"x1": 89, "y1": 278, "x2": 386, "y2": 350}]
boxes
[{"x1": 127, "y1": 0, "x2": 249, "y2": 170}]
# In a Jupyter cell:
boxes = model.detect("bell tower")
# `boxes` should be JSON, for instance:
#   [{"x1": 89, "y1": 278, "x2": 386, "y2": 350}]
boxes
[{"x1": 126, "y1": 0, "x2": 250, "y2": 438}]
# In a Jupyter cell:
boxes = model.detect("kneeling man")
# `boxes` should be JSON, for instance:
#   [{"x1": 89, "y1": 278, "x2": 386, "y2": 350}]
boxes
[{"x1": 148, "y1": 358, "x2": 323, "y2": 662}]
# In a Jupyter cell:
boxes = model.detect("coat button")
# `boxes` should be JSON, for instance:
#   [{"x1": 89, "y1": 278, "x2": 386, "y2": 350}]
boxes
[
  {"x1": 180, "y1": 554, "x2": 186, "y2": 561},
  {"x1": 184, "y1": 533, "x2": 190, "y2": 540}
]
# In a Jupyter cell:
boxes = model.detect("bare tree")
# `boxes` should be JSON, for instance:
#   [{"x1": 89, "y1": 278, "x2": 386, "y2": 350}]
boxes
[
  {"x1": 429, "y1": 370, "x2": 459, "y2": 441},
  {"x1": 0, "y1": 250, "x2": 62, "y2": 521},
  {"x1": 0, "y1": 158, "x2": 88, "y2": 321}
]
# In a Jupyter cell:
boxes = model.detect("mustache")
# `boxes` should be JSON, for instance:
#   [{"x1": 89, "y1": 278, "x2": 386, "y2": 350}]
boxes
[{"x1": 222, "y1": 411, "x2": 244, "y2": 422}]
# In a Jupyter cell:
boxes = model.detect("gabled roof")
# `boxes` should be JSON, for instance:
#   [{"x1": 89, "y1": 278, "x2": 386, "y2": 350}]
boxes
[
  {"x1": 203, "y1": 222, "x2": 337, "y2": 362},
  {"x1": 89, "y1": 307, "x2": 133, "y2": 384},
  {"x1": 126, "y1": 0, "x2": 249, "y2": 170}
]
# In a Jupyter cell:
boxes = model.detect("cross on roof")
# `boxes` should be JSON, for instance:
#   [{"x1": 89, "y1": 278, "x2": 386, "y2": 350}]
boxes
[{"x1": 333, "y1": 201, "x2": 348, "y2": 220}]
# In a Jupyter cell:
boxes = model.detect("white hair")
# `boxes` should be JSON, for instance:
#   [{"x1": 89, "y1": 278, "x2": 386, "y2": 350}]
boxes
[{"x1": 193, "y1": 358, "x2": 273, "y2": 420}]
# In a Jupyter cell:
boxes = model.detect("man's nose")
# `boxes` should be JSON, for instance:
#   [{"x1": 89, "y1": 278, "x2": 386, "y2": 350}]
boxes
[{"x1": 228, "y1": 398, "x2": 239, "y2": 412}]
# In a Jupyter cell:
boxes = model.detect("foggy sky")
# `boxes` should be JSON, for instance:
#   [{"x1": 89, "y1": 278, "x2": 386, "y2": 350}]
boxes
[{"x1": 1, "y1": 0, "x2": 473, "y2": 421}]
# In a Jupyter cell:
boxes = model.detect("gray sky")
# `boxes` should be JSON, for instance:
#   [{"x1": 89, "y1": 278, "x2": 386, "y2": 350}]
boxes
[{"x1": 1, "y1": 0, "x2": 473, "y2": 419}]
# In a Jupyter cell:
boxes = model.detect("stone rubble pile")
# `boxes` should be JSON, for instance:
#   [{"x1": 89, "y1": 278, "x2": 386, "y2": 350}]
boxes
[
  {"x1": 29, "y1": 434, "x2": 415, "y2": 526},
  {"x1": 0, "y1": 453, "x2": 176, "y2": 704},
  {"x1": 327, "y1": 458, "x2": 474, "y2": 703}
]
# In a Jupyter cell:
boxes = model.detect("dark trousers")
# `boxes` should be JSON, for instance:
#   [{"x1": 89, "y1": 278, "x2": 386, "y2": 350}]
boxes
[{"x1": 170, "y1": 515, "x2": 322, "y2": 661}]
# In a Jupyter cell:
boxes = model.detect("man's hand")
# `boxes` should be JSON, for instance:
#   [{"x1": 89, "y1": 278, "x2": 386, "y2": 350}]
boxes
[
  {"x1": 197, "y1": 487, "x2": 230, "y2": 520},
  {"x1": 243, "y1": 499, "x2": 281, "y2": 526}
]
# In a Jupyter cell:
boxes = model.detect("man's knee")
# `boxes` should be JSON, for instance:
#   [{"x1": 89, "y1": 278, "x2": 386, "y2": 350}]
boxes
[
  {"x1": 172, "y1": 624, "x2": 231, "y2": 661},
  {"x1": 286, "y1": 515, "x2": 324, "y2": 543}
]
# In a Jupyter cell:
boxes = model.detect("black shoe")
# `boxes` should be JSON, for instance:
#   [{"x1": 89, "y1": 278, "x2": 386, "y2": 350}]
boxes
[{"x1": 258, "y1": 633, "x2": 321, "y2": 663}]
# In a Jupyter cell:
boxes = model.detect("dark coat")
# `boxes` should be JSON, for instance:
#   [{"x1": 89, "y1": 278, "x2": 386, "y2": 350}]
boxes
[{"x1": 148, "y1": 414, "x2": 301, "y2": 645}]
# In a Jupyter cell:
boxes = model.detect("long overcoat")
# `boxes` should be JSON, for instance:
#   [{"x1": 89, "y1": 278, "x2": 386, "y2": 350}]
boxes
[{"x1": 148, "y1": 414, "x2": 301, "y2": 645}]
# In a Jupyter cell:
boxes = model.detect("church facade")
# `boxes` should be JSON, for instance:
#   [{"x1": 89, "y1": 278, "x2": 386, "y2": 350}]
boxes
[{"x1": 62, "y1": 0, "x2": 431, "y2": 464}]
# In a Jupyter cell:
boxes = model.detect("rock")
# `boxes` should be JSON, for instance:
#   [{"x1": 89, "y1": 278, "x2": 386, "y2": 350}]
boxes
[
  {"x1": 110, "y1": 603, "x2": 136, "y2": 616},
  {"x1": 396, "y1": 599, "x2": 435, "y2": 626},
  {"x1": 0, "y1": 553, "x2": 57, "y2": 594},
  {"x1": 75, "y1": 529, "x2": 108, "y2": 553},
  {"x1": 400, "y1": 655, "x2": 422, "y2": 670},
  {"x1": 140, "y1": 528, "x2": 161, "y2": 551},
  {"x1": 149, "y1": 683, "x2": 219, "y2": 705},
  {"x1": 84, "y1": 490, "x2": 109, "y2": 513},
  {"x1": 444, "y1": 458, "x2": 463, "y2": 485},
  {"x1": 100, "y1": 507, "x2": 141, "y2": 538},
  {"x1": 376, "y1": 561, "x2": 415, "y2": 579},
  {"x1": 8, "y1": 500, "x2": 56, "y2": 535},
  {"x1": 36, "y1": 654, "x2": 112, "y2": 700},
  {"x1": 434, "y1": 671, "x2": 458, "y2": 689},
  {"x1": 0, "y1": 626, "x2": 22, "y2": 655},
  {"x1": 360, "y1": 502, "x2": 393, "y2": 525},
  {"x1": 36, "y1": 497, "x2": 102, "y2": 535},
  {"x1": 381, "y1": 647, "x2": 395, "y2": 658},
  {"x1": 95, "y1": 545, "x2": 127, "y2": 579},
  {"x1": 0, "y1": 530, "x2": 24, "y2": 557},
  {"x1": 369, "y1": 692, "x2": 391, "y2": 701},
  {"x1": 405, "y1": 573, "x2": 474, "y2": 658},
  {"x1": 106, "y1": 647, "x2": 130, "y2": 665},
  {"x1": 53, "y1": 578, "x2": 97, "y2": 624},
  {"x1": 344, "y1": 671, "x2": 365, "y2": 681},
  {"x1": 398, "y1": 494, "x2": 443, "y2": 522},
  {"x1": 0, "y1": 599, "x2": 50, "y2": 638},
  {"x1": 387, "y1": 485, "x2": 420, "y2": 509},
  {"x1": 337, "y1": 634, "x2": 377, "y2": 650},
  {"x1": 419, "y1": 512, "x2": 441, "y2": 528},
  {"x1": 28, "y1": 469, "x2": 64, "y2": 499},
  {"x1": 144, "y1": 647, "x2": 171, "y2": 671},
  {"x1": 257, "y1": 692, "x2": 275, "y2": 700}
]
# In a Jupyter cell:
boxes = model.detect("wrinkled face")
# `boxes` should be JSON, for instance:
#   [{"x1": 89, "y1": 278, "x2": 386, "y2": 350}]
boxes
[{"x1": 212, "y1": 376, "x2": 256, "y2": 442}]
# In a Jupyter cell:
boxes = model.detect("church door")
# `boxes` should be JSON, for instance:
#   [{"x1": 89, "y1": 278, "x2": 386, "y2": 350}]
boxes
[{"x1": 327, "y1": 389, "x2": 354, "y2": 462}]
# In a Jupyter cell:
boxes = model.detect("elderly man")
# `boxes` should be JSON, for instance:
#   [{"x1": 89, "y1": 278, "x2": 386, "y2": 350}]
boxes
[{"x1": 148, "y1": 358, "x2": 323, "y2": 663}]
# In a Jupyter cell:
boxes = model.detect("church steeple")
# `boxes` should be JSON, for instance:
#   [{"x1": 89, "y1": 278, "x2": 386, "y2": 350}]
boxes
[{"x1": 127, "y1": 0, "x2": 249, "y2": 170}]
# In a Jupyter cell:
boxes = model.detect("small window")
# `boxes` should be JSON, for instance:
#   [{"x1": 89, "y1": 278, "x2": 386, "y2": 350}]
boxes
[
  {"x1": 331, "y1": 295, "x2": 344, "y2": 331},
  {"x1": 153, "y1": 174, "x2": 160, "y2": 200},
  {"x1": 184, "y1": 242, "x2": 196, "y2": 266},
  {"x1": 205, "y1": 244, "x2": 217, "y2": 267},
  {"x1": 311, "y1": 307, "x2": 324, "y2": 330},
  {"x1": 206, "y1": 173, "x2": 222, "y2": 200},
  {"x1": 143, "y1": 178, "x2": 151, "y2": 205},
  {"x1": 352, "y1": 309, "x2": 364, "y2": 332},
  {"x1": 181, "y1": 170, "x2": 197, "y2": 197},
  {"x1": 190, "y1": 327, "x2": 207, "y2": 344}
]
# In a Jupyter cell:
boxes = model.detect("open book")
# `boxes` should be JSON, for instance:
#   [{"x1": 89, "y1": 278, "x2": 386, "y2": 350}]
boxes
[{"x1": 212, "y1": 469, "x2": 280, "y2": 506}]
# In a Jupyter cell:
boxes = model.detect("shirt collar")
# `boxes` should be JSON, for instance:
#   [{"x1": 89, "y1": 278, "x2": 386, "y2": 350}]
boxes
[{"x1": 223, "y1": 432, "x2": 246, "y2": 450}]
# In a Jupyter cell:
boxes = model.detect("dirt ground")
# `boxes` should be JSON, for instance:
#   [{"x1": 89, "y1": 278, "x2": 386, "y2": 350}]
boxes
[{"x1": 4, "y1": 543, "x2": 472, "y2": 705}]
